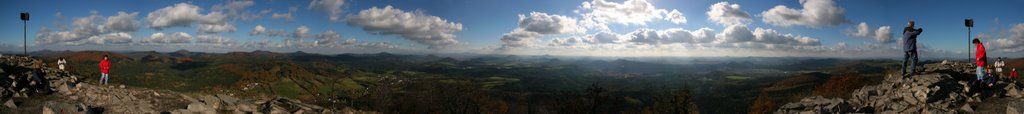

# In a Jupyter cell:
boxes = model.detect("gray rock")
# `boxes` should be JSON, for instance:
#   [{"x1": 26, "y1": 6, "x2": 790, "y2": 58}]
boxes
[
  {"x1": 187, "y1": 102, "x2": 211, "y2": 112},
  {"x1": 960, "y1": 104, "x2": 973, "y2": 112},
  {"x1": 1008, "y1": 88, "x2": 1021, "y2": 98},
  {"x1": 42, "y1": 106, "x2": 55, "y2": 114},
  {"x1": 200, "y1": 95, "x2": 222, "y2": 110},
  {"x1": 215, "y1": 94, "x2": 238, "y2": 105},
  {"x1": 1009, "y1": 105, "x2": 1020, "y2": 114},
  {"x1": 4, "y1": 99, "x2": 15, "y2": 108}
]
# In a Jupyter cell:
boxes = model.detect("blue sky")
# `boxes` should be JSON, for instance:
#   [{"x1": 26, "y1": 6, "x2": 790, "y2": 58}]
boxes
[{"x1": 1, "y1": 0, "x2": 1022, "y2": 58}]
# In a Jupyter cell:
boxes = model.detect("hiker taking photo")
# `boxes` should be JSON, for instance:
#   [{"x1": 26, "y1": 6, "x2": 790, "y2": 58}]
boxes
[{"x1": 902, "y1": 21, "x2": 923, "y2": 77}]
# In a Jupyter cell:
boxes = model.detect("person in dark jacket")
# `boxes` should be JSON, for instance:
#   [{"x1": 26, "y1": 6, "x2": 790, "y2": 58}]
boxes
[
  {"x1": 902, "y1": 21, "x2": 923, "y2": 76},
  {"x1": 31, "y1": 59, "x2": 48, "y2": 93}
]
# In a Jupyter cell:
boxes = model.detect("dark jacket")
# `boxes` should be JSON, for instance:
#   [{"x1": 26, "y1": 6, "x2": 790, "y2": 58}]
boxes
[{"x1": 903, "y1": 27, "x2": 923, "y2": 52}]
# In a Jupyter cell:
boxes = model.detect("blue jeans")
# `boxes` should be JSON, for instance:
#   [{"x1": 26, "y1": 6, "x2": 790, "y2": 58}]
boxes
[
  {"x1": 977, "y1": 67, "x2": 985, "y2": 81},
  {"x1": 902, "y1": 51, "x2": 918, "y2": 75},
  {"x1": 101, "y1": 73, "x2": 109, "y2": 84}
]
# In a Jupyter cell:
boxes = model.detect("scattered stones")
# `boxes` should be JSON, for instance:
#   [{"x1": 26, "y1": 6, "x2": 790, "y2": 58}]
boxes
[
  {"x1": 777, "y1": 62, "x2": 1024, "y2": 113},
  {"x1": 0, "y1": 55, "x2": 377, "y2": 113}
]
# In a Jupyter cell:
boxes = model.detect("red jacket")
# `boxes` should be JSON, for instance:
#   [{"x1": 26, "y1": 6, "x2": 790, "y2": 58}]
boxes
[
  {"x1": 976, "y1": 43, "x2": 987, "y2": 67},
  {"x1": 100, "y1": 59, "x2": 110, "y2": 73},
  {"x1": 1012, "y1": 70, "x2": 1019, "y2": 78}
]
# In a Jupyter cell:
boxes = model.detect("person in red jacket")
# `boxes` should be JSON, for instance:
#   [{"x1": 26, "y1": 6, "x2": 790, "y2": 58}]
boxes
[
  {"x1": 974, "y1": 38, "x2": 987, "y2": 81},
  {"x1": 100, "y1": 55, "x2": 111, "y2": 85},
  {"x1": 1012, "y1": 68, "x2": 1019, "y2": 79}
]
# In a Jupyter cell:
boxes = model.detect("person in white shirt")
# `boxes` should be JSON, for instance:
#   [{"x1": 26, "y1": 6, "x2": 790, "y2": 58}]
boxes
[
  {"x1": 996, "y1": 57, "x2": 1005, "y2": 75},
  {"x1": 58, "y1": 57, "x2": 67, "y2": 70}
]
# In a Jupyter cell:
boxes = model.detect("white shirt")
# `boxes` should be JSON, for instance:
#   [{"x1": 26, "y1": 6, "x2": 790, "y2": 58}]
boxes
[{"x1": 58, "y1": 59, "x2": 66, "y2": 70}]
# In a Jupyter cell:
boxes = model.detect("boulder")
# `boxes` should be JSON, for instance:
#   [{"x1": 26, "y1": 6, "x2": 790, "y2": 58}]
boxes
[
  {"x1": 187, "y1": 102, "x2": 212, "y2": 112},
  {"x1": 960, "y1": 104, "x2": 973, "y2": 112},
  {"x1": 42, "y1": 106, "x2": 55, "y2": 114},
  {"x1": 216, "y1": 94, "x2": 238, "y2": 105},
  {"x1": 4, "y1": 99, "x2": 15, "y2": 108},
  {"x1": 1009, "y1": 105, "x2": 1020, "y2": 114},
  {"x1": 200, "y1": 95, "x2": 222, "y2": 110}
]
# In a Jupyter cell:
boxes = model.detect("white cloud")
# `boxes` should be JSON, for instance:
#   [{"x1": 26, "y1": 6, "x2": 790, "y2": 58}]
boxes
[
  {"x1": 356, "y1": 42, "x2": 398, "y2": 49},
  {"x1": 146, "y1": 3, "x2": 203, "y2": 29},
  {"x1": 844, "y1": 22, "x2": 893, "y2": 43},
  {"x1": 36, "y1": 12, "x2": 104, "y2": 45},
  {"x1": 312, "y1": 30, "x2": 343, "y2": 46},
  {"x1": 141, "y1": 32, "x2": 192, "y2": 44},
  {"x1": 715, "y1": 24, "x2": 754, "y2": 43},
  {"x1": 308, "y1": 0, "x2": 345, "y2": 21},
  {"x1": 250, "y1": 25, "x2": 266, "y2": 35},
  {"x1": 147, "y1": 3, "x2": 238, "y2": 33},
  {"x1": 753, "y1": 28, "x2": 821, "y2": 46},
  {"x1": 761, "y1": 0, "x2": 849, "y2": 28},
  {"x1": 104, "y1": 12, "x2": 142, "y2": 32},
  {"x1": 82, "y1": 32, "x2": 133, "y2": 45},
  {"x1": 577, "y1": 0, "x2": 669, "y2": 25},
  {"x1": 293, "y1": 25, "x2": 310, "y2": 39},
  {"x1": 543, "y1": 25, "x2": 820, "y2": 51},
  {"x1": 272, "y1": 7, "x2": 297, "y2": 22},
  {"x1": 271, "y1": 13, "x2": 294, "y2": 22},
  {"x1": 197, "y1": 23, "x2": 236, "y2": 33},
  {"x1": 346, "y1": 6, "x2": 462, "y2": 47},
  {"x1": 706, "y1": 2, "x2": 751, "y2": 25},
  {"x1": 500, "y1": 29, "x2": 542, "y2": 48},
  {"x1": 248, "y1": 25, "x2": 289, "y2": 37},
  {"x1": 195, "y1": 34, "x2": 236, "y2": 46},
  {"x1": 624, "y1": 28, "x2": 715, "y2": 44},
  {"x1": 199, "y1": 11, "x2": 228, "y2": 24},
  {"x1": 875, "y1": 26, "x2": 892, "y2": 43},
  {"x1": 517, "y1": 12, "x2": 585, "y2": 34},
  {"x1": 500, "y1": 12, "x2": 585, "y2": 49},
  {"x1": 214, "y1": 1, "x2": 254, "y2": 13},
  {"x1": 989, "y1": 23, "x2": 1024, "y2": 52},
  {"x1": 196, "y1": 12, "x2": 236, "y2": 33},
  {"x1": 665, "y1": 9, "x2": 687, "y2": 24}
]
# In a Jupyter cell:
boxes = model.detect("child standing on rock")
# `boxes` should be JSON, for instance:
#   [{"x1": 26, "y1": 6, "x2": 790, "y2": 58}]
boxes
[
  {"x1": 99, "y1": 55, "x2": 110, "y2": 85},
  {"x1": 974, "y1": 38, "x2": 987, "y2": 81}
]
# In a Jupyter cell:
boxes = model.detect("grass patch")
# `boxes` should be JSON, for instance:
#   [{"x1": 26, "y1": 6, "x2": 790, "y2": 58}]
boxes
[{"x1": 726, "y1": 76, "x2": 753, "y2": 80}]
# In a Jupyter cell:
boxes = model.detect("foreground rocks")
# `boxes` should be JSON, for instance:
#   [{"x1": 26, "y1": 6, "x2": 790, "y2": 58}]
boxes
[
  {"x1": 0, "y1": 56, "x2": 376, "y2": 113},
  {"x1": 776, "y1": 62, "x2": 1024, "y2": 113}
]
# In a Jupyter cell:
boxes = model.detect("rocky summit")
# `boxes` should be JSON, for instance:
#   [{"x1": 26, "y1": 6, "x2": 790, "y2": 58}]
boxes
[
  {"x1": 776, "y1": 61, "x2": 1024, "y2": 113},
  {"x1": 0, "y1": 56, "x2": 376, "y2": 113}
]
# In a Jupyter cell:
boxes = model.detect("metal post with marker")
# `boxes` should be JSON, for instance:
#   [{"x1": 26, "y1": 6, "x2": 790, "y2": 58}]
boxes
[
  {"x1": 965, "y1": 19, "x2": 973, "y2": 62},
  {"x1": 21, "y1": 12, "x2": 29, "y2": 56}
]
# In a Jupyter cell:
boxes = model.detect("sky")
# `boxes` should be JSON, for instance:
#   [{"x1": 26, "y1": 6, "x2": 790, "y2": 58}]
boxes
[{"x1": 1, "y1": 0, "x2": 1023, "y2": 58}]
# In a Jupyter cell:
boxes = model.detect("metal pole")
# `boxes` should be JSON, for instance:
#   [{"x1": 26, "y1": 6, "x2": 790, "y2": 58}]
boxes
[
  {"x1": 23, "y1": 20, "x2": 27, "y2": 55},
  {"x1": 968, "y1": 27, "x2": 971, "y2": 62}
]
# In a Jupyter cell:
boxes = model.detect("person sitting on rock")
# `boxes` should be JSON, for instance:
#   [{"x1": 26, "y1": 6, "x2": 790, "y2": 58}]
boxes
[
  {"x1": 985, "y1": 66, "x2": 997, "y2": 87},
  {"x1": 31, "y1": 58, "x2": 49, "y2": 94},
  {"x1": 99, "y1": 55, "x2": 111, "y2": 85},
  {"x1": 974, "y1": 38, "x2": 987, "y2": 81}
]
